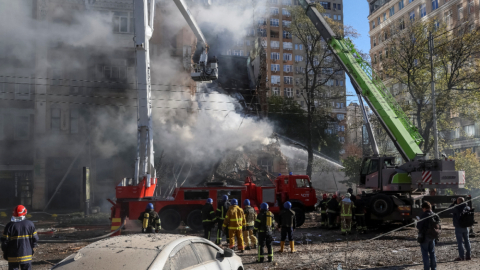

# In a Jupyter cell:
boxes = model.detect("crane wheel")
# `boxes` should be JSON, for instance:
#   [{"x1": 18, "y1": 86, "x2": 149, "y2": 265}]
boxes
[
  {"x1": 370, "y1": 194, "x2": 394, "y2": 218},
  {"x1": 160, "y1": 209, "x2": 181, "y2": 231},
  {"x1": 187, "y1": 209, "x2": 203, "y2": 231},
  {"x1": 292, "y1": 207, "x2": 305, "y2": 227}
]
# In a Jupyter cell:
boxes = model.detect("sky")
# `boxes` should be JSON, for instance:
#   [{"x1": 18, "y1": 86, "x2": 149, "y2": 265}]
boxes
[{"x1": 343, "y1": 0, "x2": 371, "y2": 105}]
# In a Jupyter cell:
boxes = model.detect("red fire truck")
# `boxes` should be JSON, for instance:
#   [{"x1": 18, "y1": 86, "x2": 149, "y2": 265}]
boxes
[{"x1": 109, "y1": 174, "x2": 317, "y2": 234}]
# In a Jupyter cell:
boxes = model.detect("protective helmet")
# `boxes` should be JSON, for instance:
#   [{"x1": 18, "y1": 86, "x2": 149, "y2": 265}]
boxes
[
  {"x1": 231, "y1": 199, "x2": 238, "y2": 205},
  {"x1": 146, "y1": 203, "x2": 154, "y2": 210},
  {"x1": 244, "y1": 199, "x2": 250, "y2": 206},
  {"x1": 284, "y1": 201, "x2": 292, "y2": 209},
  {"x1": 347, "y1": 188, "x2": 353, "y2": 194},
  {"x1": 260, "y1": 202, "x2": 269, "y2": 210},
  {"x1": 322, "y1": 194, "x2": 328, "y2": 199},
  {"x1": 332, "y1": 194, "x2": 337, "y2": 199},
  {"x1": 222, "y1": 195, "x2": 229, "y2": 201},
  {"x1": 206, "y1": 198, "x2": 213, "y2": 204},
  {"x1": 13, "y1": 205, "x2": 27, "y2": 217}
]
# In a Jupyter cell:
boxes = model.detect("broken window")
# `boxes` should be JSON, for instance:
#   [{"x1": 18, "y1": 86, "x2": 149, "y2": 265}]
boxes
[{"x1": 258, "y1": 157, "x2": 273, "y2": 172}]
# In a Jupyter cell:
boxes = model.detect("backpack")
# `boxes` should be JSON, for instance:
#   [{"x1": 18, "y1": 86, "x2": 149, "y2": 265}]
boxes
[
  {"x1": 459, "y1": 207, "x2": 475, "y2": 228},
  {"x1": 245, "y1": 206, "x2": 257, "y2": 224},
  {"x1": 425, "y1": 214, "x2": 441, "y2": 240}
]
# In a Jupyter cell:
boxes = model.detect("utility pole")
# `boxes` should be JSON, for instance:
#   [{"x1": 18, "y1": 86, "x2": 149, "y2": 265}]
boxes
[{"x1": 429, "y1": 31, "x2": 439, "y2": 159}]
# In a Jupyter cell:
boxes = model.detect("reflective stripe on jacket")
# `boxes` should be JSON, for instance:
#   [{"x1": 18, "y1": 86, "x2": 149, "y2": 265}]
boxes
[
  {"x1": 222, "y1": 205, "x2": 246, "y2": 230},
  {"x1": 202, "y1": 203, "x2": 216, "y2": 223},
  {"x1": 254, "y1": 210, "x2": 275, "y2": 233},
  {"x1": 340, "y1": 201, "x2": 353, "y2": 217}
]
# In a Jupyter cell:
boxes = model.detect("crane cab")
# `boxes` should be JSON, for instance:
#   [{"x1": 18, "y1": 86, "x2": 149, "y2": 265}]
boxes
[
  {"x1": 191, "y1": 52, "x2": 218, "y2": 82},
  {"x1": 359, "y1": 156, "x2": 403, "y2": 191}
]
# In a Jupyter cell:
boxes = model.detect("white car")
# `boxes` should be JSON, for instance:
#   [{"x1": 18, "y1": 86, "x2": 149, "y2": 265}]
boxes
[{"x1": 51, "y1": 234, "x2": 244, "y2": 270}]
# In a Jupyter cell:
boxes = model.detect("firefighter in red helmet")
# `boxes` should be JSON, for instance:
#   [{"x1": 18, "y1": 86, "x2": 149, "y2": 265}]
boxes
[{"x1": 1, "y1": 205, "x2": 38, "y2": 270}]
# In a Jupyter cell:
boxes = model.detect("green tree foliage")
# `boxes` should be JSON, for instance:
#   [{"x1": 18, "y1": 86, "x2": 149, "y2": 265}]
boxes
[
  {"x1": 340, "y1": 155, "x2": 363, "y2": 188},
  {"x1": 449, "y1": 149, "x2": 480, "y2": 190}
]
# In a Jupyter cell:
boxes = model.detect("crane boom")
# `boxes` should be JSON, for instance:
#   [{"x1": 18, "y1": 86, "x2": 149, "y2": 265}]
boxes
[{"x1": 298, "y1": 0, "x2": 423, "y2": 161}]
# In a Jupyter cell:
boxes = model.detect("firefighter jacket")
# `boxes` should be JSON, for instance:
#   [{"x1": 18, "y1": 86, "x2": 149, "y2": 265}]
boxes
[
  {"x1": 216, "y1": 200, "x2": 231, "y2": 224},
  {"x1": 254, "y1": 210, "x2": 275, "y2": 234},
  {"x1": 1, "y1": 219, "x2": 38, "y2": 263},
  {"x1": 243, "y1": 205, "x2": 257, "y2": 227},
  {"x1": 339, "y1": 198, "x2": 353, "y2": 217},
  {"x1": 222, "y1": 205, "x2": 246, "y2": 230},
  {"x1": 320, "y1": 199, "x2": 329, "y2": 213},
  {"x1": 327, "y1": 198, "x2": 339, "y2": 214},
  {"x1": 201, "y1": 203, "x2": 216, "y2": 223},
  {"x1": 278, "y1": 209, "x2": 296, "y2": 229},
  {"x1": 353, "y1": 199, "x2": 367, "y2": 215},
  {"x1": 138, "y1": 210, "x2": 161, "y2": 231}
]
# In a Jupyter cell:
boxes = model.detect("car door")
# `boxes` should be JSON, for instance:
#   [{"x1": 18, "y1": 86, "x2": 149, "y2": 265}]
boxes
[
  {"x1": 162, "y1": 243, "x2": 205, "y2": 270},
  {"x1": 191, "y1": 242, "x2": 231, "y2": 270}
]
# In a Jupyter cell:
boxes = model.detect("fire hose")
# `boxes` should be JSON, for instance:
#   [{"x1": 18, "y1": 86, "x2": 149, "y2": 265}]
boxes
[{"x1": 0, "y1": 220, "x2": 125, "y2": 243}]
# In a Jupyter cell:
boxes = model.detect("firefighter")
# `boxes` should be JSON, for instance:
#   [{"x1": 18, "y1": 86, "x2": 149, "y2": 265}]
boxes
[
  {"x1": 254, "y1": 202, "x2": 275, "y2": 263},
  {"x1": 215, "y1": 195, "x2": 231, "y2": 245},
  {"x1": 348, "y1": 188, "x2": 356, "y2": 202},
  {"x1": 222, "y1": 199, "x2": 245, "y2": 252},
  {"x1": 327, "y1": 194, "x2": 339, "y2": 228},
  {"x1": 278, "y1": 201, "x2": 296, "y2": 253},
  {"x1": 202, "y1": 198, "x2": 216, "y2": 240},
  {"x1": 319, "y1": 194, "x2": 329, "y2": 228},
  {"x1": 1, "y1": 205, "x2": 38, "y2": 270},
  {"x1": 354, "y1": 195, "x2": 367, "y2": 234},
  {"x1": 242, "y1": 199, "x2": 258, "y2": 250},
  {"x1": 339, "y1": 193, "x2": 353, "y2": 235},
  {"x1": 137, "y1": 203, "x2": 161, "y2": 233}
]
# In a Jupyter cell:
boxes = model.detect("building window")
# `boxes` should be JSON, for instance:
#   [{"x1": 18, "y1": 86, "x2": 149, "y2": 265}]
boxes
[
  {"x1": 452, "y1": 127, "x2": 460, "y2": 139},
  {"x1": 282, "y1": 8, "x2": 291, "y2": 17},
  {"x1": 282, "y1": 0, "x2": 292, "y2": 5},
  {"x1": 271, "y1": 75, "x2": 281, "y2": 85},
  {"x1": 284, "y1": 87, "x2": 293, "y2": 97},
  {"x1": 339, "y1": 136, "x2": 345, "y2": 143},
  {"x1": 102, "y1": 59, "x2": 128, "y2": 80},
  {"x1": 258, "y1": 18, "x2": 267, "y2": 26},
  {"x1": 445, "y1": 10, "x2": 452, "y2": 25},
  {"x1": 284, "y1": 65, "x2": 293, "y2": 72},
  {"x1": 15, "y1": 115, "x2": 29, "y2": 140},
  {"x1": 468, "y1": 0, "x2": 474, "y2": 15},
  {"x1": 271, "y1": 52, "x2": 280, "y2": 60},
  {"x1": 399, "y1": 0, "x2": 404, "y2": 10},
  {"x1": 383, "y1": 12, "x2": 387, "y2": 21},
  {"x1": 270, "y1": 8, "x2": 279, "y2": 15},
  {"x1": 270, "y1": 18, "x2": 279, "y2": 26},
  {"x1": 432, "y1": 0, "x2": 438, "y2": 11},
  {"x1": 377, "y1": 17, "x2": 380, "y2": 26},
  {"x1": 389, "y1": 6, "x2": 395, "y2": 16},
  {"x1": 295, "y1": 55, "x2": 303, "y2": 62},
  {"x1": 457, "y1": 4, "x2": 463, "y2": 21},
  {"x1": 409, "y1": 0, "x2": 414, "y2": 3},
  {"x1": 113, "y1": 11, "x2": 133, "y2": 33},
  {"x1": 283, "y1": 30, "x2": 291, "y2": 39},
  {"x1": 372, "y1": 20, "x2": 376, "y2": 29},
  {"x1": 409, "y1": 10, "x2": 415, "y2": 21},
  {"x1": 336, "y1": 80, "x2": 344, "y2": 86},
  {"x1": 420, "y1": 4, "x2": 426, "y2": 18},
  {"x1": 283, "y1": 42, "x2": 293, "y2": 50},
  {"x1": 271, "y1": 64, "x2": 280, "y2": 72},
  {"x1": 464, "y1": 125, "x2": 475, "y2": 137},
  {"x1": 51, "y1": 108, "x2": 61, "y2": 132},
  {"x1": 246, "y1": 40, "x2": 251, "y2": 46},
  {"x1": 337, "y1": 3, "x2": 342, "y2": 10},
  {"x1": 319, "y1": 2, "x2": 331, "y2": 10},
  {"x1": 272, "y1": 87, "x2": 280, "y2": 96},
  {"x1": 282, "y1": 20, "x2": 291, "y2": 28},
  {"x1": 271, "y1": 41, "x2": 280, "y2": 49},
  {"x1": 233, "y1": 50, "x2": 243, "y2": 56},
  {"x1": 373, "y1": 36, "x2": 376, "y2": 47},
  {"x1": 337, "y1": 114, "x2": 345, "y2": 121},
  {"x1": 399, "y1": 18, "x2": 405, "y2": 30},
  {"x1": 284, "y1": 76, "x2": 293, "y2": 85},
  {"x1": 70, "y1": 109, "x2": 79, "y2": 134},
  {"x1": 15, "y1": 76, "x2": 31, "y2": 100},
  {"x1": 299, "y1": 44, "x2": 303, "y2": 50},
  {"x1": 270, "y1": 0, "x2": 278, "y2": 3},
  {"x1": 283, "y1": 53, "x2": 292, "y2": 61}
]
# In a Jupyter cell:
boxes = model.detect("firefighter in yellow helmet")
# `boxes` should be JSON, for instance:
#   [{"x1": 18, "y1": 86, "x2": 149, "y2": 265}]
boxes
[{"x1": 222, "y1": 199, "x2": 245, "y2": 252}]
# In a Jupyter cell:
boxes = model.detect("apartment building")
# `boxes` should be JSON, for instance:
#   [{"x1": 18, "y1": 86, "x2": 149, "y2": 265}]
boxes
[{"x1": 0, "y1": 0, "x2": 197, "y2": 210}]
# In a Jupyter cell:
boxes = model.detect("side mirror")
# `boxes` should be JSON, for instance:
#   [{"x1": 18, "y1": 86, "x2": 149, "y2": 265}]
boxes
[{"x1": 223, "y1": 249, "x2": 234, "y2": 258}]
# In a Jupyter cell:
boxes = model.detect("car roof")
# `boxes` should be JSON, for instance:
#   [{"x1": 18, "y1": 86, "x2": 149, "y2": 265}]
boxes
[{"x1": 52, "y1": 234, "x2": 199, "y2": 270}]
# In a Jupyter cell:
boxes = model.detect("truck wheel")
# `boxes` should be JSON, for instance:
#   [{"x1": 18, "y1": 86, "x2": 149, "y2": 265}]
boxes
[
  {"x1": 160, "y1": 209, "x2": 181, "y2": 231},
  {"x1": 370, "y1": 194, "x2": 394, "y2": 218},
  {"x1": 187, "y1": 209, "x2": 203, "y2": 231},
  {"x1": 292, "y1": 207, "x2": 305, "y2": 227}
]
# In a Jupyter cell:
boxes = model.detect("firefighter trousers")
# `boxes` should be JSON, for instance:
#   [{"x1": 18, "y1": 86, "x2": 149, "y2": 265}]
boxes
[
  {"x1": 8, "y1": 262, "x2": 32, "y2": 270},
  {"x1": 328, "y1": 212, "x2": 338, "y2": 228},
  {"x1": 203, "y1": 222, "x2": 213, "y2": 240},
  {"x1": 355, "y1": 214, "x2": 366, "y2": 231},
  {"x1": 341, "y1": 216, "x2": 352, "y2": 233},
  {"x1": 280, "y1": 227, "x2": 294, "y2": 241},
  {"x1": 215, "y1": 221, "x2": 228, "y2": 245},
  {"x1": 243, "y1": 228, "x2": 258, "y2": 247},
  {"x1": 320, "y1": 212, "x2": 328, "y2": 227},
  {"x1": 257, "y1": 232, "x2": 273, "y2": 262},
  {"x1": 228, "y1": 229, "x2": 244, "y2": 250}
]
